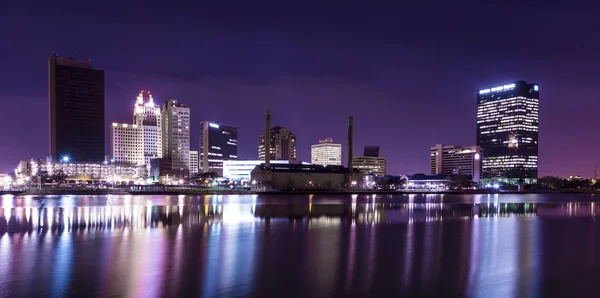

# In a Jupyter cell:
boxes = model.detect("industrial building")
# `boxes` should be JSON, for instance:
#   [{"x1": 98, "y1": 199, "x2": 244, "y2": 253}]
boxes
[{"x1": 251, "y1": 112, "x2": 362, "y2": 190}]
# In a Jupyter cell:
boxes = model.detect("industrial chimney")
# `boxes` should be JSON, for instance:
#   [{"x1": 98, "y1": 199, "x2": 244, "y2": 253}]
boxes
[
  {"x1": 265, "y1": 110, "x2": 271, "y2": 170},
  {"x1": 348, "y1": 116, "x2": 354, "y2": 174}
]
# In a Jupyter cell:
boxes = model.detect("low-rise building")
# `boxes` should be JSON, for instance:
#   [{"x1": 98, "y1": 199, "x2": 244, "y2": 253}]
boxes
[
  {"x1": 251, "y1": 163, "x2": 363, "y2": 190},
  {"x1": 17, "y1": 158, "x2": 145, "y2": 184},
  {"x1": 223, "y1": 160, "x2": 311, "y2": 182},
  {"x1": 352, "y1": 156, "x2": 386, "y2": 176}
]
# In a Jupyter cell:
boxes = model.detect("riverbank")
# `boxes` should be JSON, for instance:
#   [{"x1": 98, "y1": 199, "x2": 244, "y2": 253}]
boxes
[{"x1": 6, "y1": 187, "x2": 600, "y2": 196}]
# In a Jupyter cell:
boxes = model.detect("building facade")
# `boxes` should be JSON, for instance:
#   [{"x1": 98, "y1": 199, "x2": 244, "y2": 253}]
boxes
[
  {"x1": 20, "y1": 158, "x2": 145, "y2": 183},
  {"x1": 223, "y1": 160, "x2": 310, "y2": 182},
  {"x1": 258, "y1": 126, "x2": 297, "y2": 161},
  {"x1": 364, "y1": 146, "x2": 380, "y2": 157},
  {"x1": 199, "y1": 121, "x2": 238, "y2": 175},
  {"x1": 109, "y1": 123, "x2": 144, "y2": 165},
  {"x1": 477, "y1": 81, "x2": 539, "y2": 184},
  {"x1": 49, "y1": 54, "x2": 105, "y2": 162},
  {"x1": 161, "y1": 99, "x2": 190, "y2": 177},
  {"x1": 430, "y1": 144, "x2": 482, "y2": 182},
  {"x1": 133, "y1": 90, "x2": 162, "y2": 163},
  {"x1": 189, "y1": 150, "x2": 199, "y2": 176},
  {"x1": 352, "y1": 156, "x2": 387, "y2": 176},
  {"x1": 311, "y1": 138, "x2": 342, "y2": 166}
]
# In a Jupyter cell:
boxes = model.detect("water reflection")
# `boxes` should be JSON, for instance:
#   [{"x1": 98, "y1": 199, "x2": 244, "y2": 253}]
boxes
[
  {"x1": 1, "y1": 202, "x2": 599, "y2": 235},
  {"x1": 2, "y1": 201, "x2": 600, "y2": 296}
]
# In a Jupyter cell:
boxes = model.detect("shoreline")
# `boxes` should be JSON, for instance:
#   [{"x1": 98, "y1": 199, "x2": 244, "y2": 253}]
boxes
[{"x1": 2, "y1": 188, "x2": 599, "y2": 196}]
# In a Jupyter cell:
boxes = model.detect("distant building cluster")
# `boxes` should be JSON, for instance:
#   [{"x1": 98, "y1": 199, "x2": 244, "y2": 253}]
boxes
[{"x1": 11, "y1": 54, "x2": 540, "y2": 189}]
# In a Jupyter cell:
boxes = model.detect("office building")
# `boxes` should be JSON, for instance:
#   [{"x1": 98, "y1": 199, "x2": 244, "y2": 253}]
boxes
[
  {"x1": 49, "y1": 54, "x2": 105, "y2": 162},
  {"x1": 364, "y1": 146, "x2": 380, "y2": 157},
  {"x1": 258, "y1": 126, "x2": 296, "y2": 161},
  {"x1": 109, "y1": 123, "x2": 144, "y2": 165},
  {"x1": 311, "y1": 138, "x2": 342, "y2": 166},
  {"x1": 352, "y1": 156, "x2": 387, "y2": 176},
  {"x1": 133, "y1": 91, "x2": 162, "y2": 163},
  {"x1": 199, "y1": 121, "x2": 238, "y2": 175},
  {"x1": 430, "y1": 144, "x2": 482, "y2": 182},
  {"x1": 477, "y1": 81, "x2": 539, "y2": 184},
  {"x1": 189, "y1": 150, "x2": 199, "y2": 176},
  {"x1": 161, "y1": 99, "x2": 190, "y2": 177}
]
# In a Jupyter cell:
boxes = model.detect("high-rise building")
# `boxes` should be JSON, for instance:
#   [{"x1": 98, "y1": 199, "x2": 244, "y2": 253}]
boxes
[
  {"x1": 477, "y1": 80, "x2": 539, "y2": 184},
  {"x1": 49, "y1": 54, "x2": 105, "y2": 162},
  {"x1": 109, "y1": 123, "x2": 144, "y2": 165},
  {"x1": 352, "y1": 156, "x2": 386, "y2": 176},
  {"x1": 189, "y1": 150, "x2": 199, "y2": 176},
  {"x1": 311, "y1": 138, "x2": 342, "y2": 166},
  {"x1": 133, "y1": 91, "x2": 162, "y2": 166},
  {"x1": 161, "y1": 99, "x2": 190, "y2": 177},
  {"x1": 199, "y1": 121, "x2": 238, "y2": 175},
  {"x1": 430, "y1": 144, "x2": 482, "y2": 182},
  {"x1": 258, "y1": 126, "x2": 296, "y2": 161},
  {"x1": 363, "y1": 146, "x2": 380, "y2": 157}
]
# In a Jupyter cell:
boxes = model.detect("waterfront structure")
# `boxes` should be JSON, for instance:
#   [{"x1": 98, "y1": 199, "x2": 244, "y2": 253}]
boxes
[
  {"x1": 133, "y1": 91, "x2": 162, "y2": 164},
  {"x1": 49, "y1": 54, "x2": 105, "y2": 162},
  {"x1": 17, "y1": 158, "x2": 145, "y2": 183},
  {"x1": 477, "y1": 81, "x2": 539, "y2": 184},
  {"x1": 364, "y1": 146, "x2": 380, "y2": 157},
  {"x1": 430, "y1": 144, "x2": 482, "y2": 182},
  {"x1": 109, "y1": 123, "x2": 144, "y2": 165},
  {"x1": 251, "y1": 163, "x2": 363, "y2": 190},
  {"x1": 223, "y1": 160, "x2": 310, "y2": 182},
  {"x1": 258, "y1": 126, "x2": 297, "y2": 161},
  {"x1": 161, "y1": 99, "x2": 190, "y2": 178},
  {"x1": 352, "y1": 156, "x2": 387, "y2": 176},
  {"x1": 199, "y1": 121, "x2": 238, "y2": 175},
  {"x1": 189, "y1": 150, "x2": 199, "y2": 176},
  {"x1": 311, "y1": 138, "x2": 342, "y2": 166}
]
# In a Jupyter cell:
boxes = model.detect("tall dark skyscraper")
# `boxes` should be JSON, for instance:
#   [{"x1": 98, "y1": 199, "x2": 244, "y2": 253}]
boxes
[
  {"x1": 476, "y1": 80, "x2": 539, "y2": 184},
  {"x1": 49, "y1": 54, "x2": 105, "y2": 162},
  {"x1": 200, "y1": 121, "x2": 238, "y2": 175},
  {"x1": 364, "y1": 146, "x2": 380, "y2": 157}
]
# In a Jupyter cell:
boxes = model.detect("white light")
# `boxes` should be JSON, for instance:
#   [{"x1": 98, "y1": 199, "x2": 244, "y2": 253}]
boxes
[
  {"x1": 209, "y1": 123, "x2": 219, "y2": 129},
  {"x1": 486, "y1": 183, "x2": 491, "y2": 188},
  {"x1": 491, "y1": 86, "x2": 503, "y2": 92},
  {"x1": 479, "y1": 89, "x2": 490, "y2": 94},
  {"x1": 62, "y1": 156, "x2": 70, "y2": 162},
  {"x1": 503, "y1": 84, "x2": 516, "y2": 90},
  {"x1": 493, "y1": 184, "x2": 499, "y2": 189},
  {"x1": 534, "y1": 85, "x2": 539, "y2": 91},
  {"x1": 474, "y1": 153, "x2": 480, "y2": 160}
]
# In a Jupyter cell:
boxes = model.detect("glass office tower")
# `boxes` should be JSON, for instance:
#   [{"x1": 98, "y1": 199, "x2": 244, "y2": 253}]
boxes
[{"x1": 476, "y1": 81, "x2": 539, "y2": 184}]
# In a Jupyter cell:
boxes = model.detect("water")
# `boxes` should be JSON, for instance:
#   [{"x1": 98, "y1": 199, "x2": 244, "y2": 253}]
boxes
[{"x1": 2, "y1": 193, "x2": 600, "y2": 297}]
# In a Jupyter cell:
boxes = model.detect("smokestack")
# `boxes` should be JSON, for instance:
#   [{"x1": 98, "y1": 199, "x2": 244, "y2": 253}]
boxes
[
  {"x1": 348, "y1": 117, "x2": 354, "y2": 173},
  {"x1": 265, "y1": 110, "x2": 271, "y2": 170}
]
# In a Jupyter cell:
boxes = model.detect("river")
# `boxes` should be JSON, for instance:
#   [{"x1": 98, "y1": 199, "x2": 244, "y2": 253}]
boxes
[{"x1": 1, "y1": 193, "x2": 600, "y2": 297}]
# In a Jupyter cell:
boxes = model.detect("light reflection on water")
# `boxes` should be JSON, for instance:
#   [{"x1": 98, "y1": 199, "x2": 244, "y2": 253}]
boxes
[
  {"x1": 2, "y1": 195, "x2": 600, "y2": 297},
  {"x1": 1, "y1": 202, "x2": 600, "y2": 235}
]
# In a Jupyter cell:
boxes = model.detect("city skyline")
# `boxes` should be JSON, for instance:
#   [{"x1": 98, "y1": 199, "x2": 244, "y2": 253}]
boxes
[{"x1": 1, "y1": 2, "x2": 599, "y2": 177}]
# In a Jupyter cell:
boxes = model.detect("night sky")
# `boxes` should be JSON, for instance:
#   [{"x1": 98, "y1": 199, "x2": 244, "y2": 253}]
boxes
[{"x1": 1, "y1": 1, "x2": 599, "y2": 177}]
